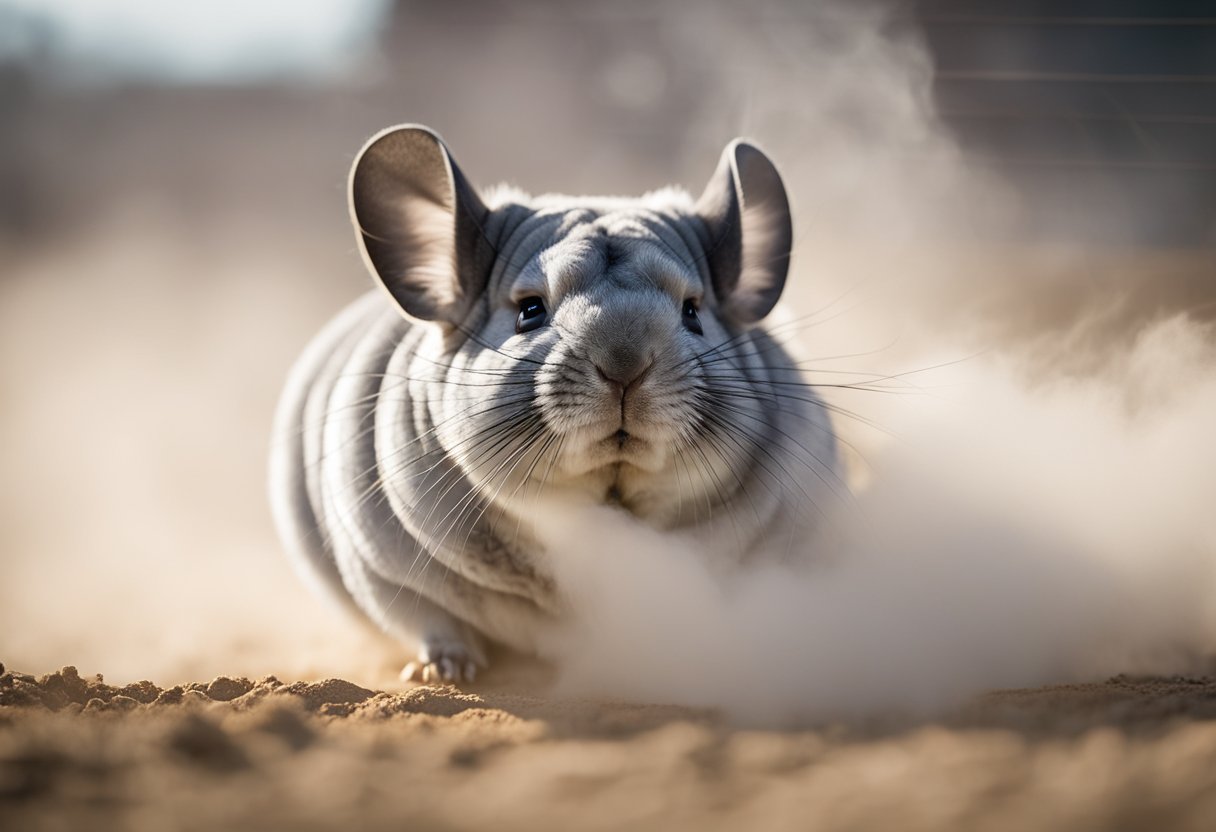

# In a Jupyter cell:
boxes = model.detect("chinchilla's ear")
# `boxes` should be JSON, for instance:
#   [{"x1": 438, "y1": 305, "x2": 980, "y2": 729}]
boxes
[
  {"x1": 349, "y1": 125, "x2": 494, "y2": 324},
  {"x1": 694, "y1": 139, "x2": 793, "y2": 325}
]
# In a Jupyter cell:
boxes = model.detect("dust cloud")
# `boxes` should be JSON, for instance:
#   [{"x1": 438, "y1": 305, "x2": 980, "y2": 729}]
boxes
[
  {"x1": 536, "y1": 315, "x2": 1216, "y2": 723},
  {"x1": 526, "y1": 4, "x2": 1215, "y2": 723}
]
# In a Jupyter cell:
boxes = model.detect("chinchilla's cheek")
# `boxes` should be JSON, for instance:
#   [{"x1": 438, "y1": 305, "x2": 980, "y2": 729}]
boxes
[{"x1": 270, "y1": 124, "x2": 840, "y2": 680}]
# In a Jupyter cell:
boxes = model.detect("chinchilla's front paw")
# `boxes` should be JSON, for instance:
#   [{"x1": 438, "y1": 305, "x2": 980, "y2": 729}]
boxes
[{"x1": 400, "y1": 634, "x2": 485, "y2": 685}]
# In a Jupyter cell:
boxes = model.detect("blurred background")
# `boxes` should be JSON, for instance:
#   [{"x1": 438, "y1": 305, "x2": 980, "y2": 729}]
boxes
[{"x1": 1, "y1": 0, "x2": 1213, "y2": 683}]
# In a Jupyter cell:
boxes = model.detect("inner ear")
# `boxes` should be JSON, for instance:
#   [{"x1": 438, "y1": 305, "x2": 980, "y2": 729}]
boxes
[
  {"x1": 349, "y1": 125, "x2": 494, "y2": 324},
  {"x1": 694, "y1": 139, "x2": 793, "y2": 325}
]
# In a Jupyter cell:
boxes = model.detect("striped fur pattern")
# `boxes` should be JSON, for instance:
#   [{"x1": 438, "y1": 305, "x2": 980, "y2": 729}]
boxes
[{"x1": 269, "y1": 126, "x2": 840, "y2": 681}]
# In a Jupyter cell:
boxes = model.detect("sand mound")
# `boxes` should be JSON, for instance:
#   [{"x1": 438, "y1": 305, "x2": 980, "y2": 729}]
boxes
[{"x1": 3, "y1": 663, "x2": 1216, "y2": 831}]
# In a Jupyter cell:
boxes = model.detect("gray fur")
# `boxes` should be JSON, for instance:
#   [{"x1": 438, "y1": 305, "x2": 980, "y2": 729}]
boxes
[{"x1": 269, "y1": 125, "x2": 841, "y2": 679}]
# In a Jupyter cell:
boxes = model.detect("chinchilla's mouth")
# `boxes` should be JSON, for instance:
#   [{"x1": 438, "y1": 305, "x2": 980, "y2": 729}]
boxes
[{"x1": 600, "y1": 428, "x2": 648, "y2": 453}]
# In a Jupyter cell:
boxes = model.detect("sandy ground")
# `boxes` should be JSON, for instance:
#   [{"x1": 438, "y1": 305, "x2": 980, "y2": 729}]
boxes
[{"x1": 3, "y1": 661, "x2": 1216, "y2": 831}]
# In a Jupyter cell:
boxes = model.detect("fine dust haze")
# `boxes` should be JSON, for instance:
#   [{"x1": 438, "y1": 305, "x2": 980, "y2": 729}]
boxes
[
  {"x1": 1, "y1": 1, "x2": 1213, "y2": 716},
  {"x1": 536, "y1": 316, "x2": 1216, "y2": 723}
]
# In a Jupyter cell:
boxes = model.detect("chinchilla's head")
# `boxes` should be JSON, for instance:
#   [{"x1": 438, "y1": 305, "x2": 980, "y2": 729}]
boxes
[{"x1": 350, "y1": 124, "x2": 796, "y2": 527}]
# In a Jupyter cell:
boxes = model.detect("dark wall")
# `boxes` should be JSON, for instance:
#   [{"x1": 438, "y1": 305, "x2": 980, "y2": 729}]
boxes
[{"x1": 914, "y1": 0, "x2": 1216, "y2": 244}]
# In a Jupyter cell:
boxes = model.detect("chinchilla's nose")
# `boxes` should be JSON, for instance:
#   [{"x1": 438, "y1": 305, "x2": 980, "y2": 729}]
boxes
[
  {"x1": 584, "y1": 293, "x2": 664, "y2": 393},
  {"x1": 594, "y1": 345, "x2": 653, "y2": 391}
]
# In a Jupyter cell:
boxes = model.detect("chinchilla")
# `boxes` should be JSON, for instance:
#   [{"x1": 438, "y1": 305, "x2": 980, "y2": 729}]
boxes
[{"x1": 269, "y1": 125, "x2": 841, "y2": 683}]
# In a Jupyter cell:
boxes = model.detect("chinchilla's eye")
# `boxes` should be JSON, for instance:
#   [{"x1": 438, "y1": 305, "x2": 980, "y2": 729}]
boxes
[
  {"x1": 516, "y1": 296, "x2": 547, "y2": 334},
  {"x1": 682, "y1": 298, "x2": 703, "y2": 336}
]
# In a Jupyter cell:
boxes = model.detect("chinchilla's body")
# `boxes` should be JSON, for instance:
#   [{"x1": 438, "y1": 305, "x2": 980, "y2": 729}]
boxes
[{"x1": 269, "y1": 125, "x2": 841, "y2": 681}]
